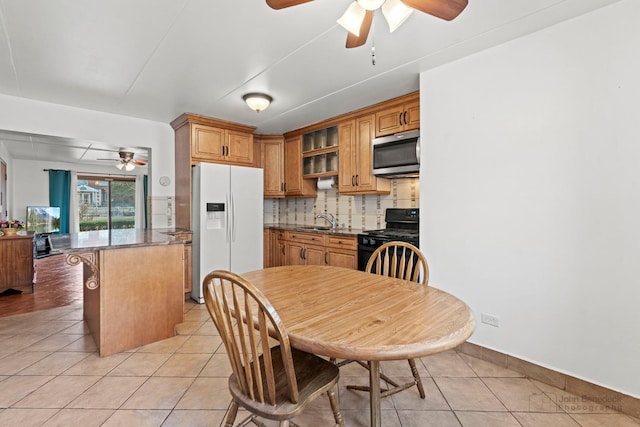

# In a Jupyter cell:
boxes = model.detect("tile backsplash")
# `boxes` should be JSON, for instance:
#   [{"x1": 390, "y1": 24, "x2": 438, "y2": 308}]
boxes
[{"x1": 264, "y1": 177, "x2": 419, "y2": 231}]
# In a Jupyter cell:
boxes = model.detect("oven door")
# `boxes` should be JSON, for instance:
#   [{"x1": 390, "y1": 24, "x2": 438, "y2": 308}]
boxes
[
  {"x1": 357, "y1": 235, "x2": 385, "y2": 271},
  {"x1": 357, "y1": 234, "x2": 421, "y2": 272}
]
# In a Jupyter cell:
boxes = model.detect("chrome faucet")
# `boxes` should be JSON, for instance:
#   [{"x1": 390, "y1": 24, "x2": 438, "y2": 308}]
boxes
[{"x1": 316, "y1": 213, "x2": 337, "y2": 229}]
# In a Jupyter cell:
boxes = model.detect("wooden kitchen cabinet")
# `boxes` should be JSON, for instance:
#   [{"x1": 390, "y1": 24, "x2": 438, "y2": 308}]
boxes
[
  {"x1": 284, "y1": 136, "x2": 317, "y2": 198},
  {"x1": 325, "y1": 235, "x2": 357, "y2": 269},
  {"x1": 264, "y1": 228, "x2": 286, "y2": 268},
  {"x1": 338, "y1": 114, "x2": 390, "y2": 195},
  {"x1": 0, "y1": 234, "x2": 34, "y2": 294},
  {"x1": 278, "y1": 230, "x2": 357, "y2": 269},
  {"x1": 284, "y1": 231, "x2": 325, "y2": 266},
  {"x1": 375, "y1": 93, "x2": 420, "y2": 137},
  {"x1": 259, "y1": 135, "x2": 286, "y2": 198},
  {"x1": 187, "y1": 120, "x2": 254, "y2": 165},
  {"x1": 171, "y1": 113, "x2": 257, "y2": 229},
  {"x1": 302, "y1": 126, "x2": 339, "y2": 178}
]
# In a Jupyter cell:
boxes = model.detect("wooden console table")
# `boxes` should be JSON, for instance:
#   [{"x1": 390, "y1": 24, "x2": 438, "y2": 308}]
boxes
[{"x1": 0, "y1": 234, "x2": 34, "y2": 294}]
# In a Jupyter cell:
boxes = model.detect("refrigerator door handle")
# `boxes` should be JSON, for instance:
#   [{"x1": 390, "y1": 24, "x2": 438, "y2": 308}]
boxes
[
  {"x1": 231, "y1": 192, "x2": 236, "y2": 242},
  {"x1": 225, "y1": 193, "x2": 231, "y2": 243}
]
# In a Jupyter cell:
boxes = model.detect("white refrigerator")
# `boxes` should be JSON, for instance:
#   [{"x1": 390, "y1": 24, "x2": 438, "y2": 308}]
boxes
[{"x1": 191, "y1": 162, "x2": 263, "y2": 303}]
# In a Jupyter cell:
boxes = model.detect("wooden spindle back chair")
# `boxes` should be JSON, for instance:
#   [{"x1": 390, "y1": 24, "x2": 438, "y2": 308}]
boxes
[
  {"x1": 348, "y1": 242, "x2": 429, "y2": 399},
  {"x1": 203, "y1": 270, "x2": 345, "y2": 427}
]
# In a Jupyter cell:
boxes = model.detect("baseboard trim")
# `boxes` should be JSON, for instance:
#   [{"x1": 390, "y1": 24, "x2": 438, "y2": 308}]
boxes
[{"x1": 456, "y1": 342, "x2": 640, "y2": 419}]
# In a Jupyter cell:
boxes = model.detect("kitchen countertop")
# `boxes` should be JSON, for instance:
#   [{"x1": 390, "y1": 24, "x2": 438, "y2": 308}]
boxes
[
  {"x1": 50, "y1": 228, "x2": 191, "y2": 253},
  {"x1": 264, "y1": 223, "x2": 364, "y2": 237}
]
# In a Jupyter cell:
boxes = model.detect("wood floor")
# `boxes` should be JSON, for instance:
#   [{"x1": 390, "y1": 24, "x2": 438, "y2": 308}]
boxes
[{"x1": 0, "y1": 254, "x2": 82, "y2": 318}]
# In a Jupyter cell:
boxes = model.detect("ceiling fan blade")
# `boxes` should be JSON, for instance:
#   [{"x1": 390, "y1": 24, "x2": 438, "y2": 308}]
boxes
[
  {"x1": 266, "y1": 0, "x2": 313, "y2": 10},
  {"x1": 133, "y1": 159, "x2": 148, "y2": 166},
  {"x1": 400, "y1": 0, "x2": 468, "y2": 21},
  {"x1": 346, "y1": 10, "x2": 373, "y2": 49}
]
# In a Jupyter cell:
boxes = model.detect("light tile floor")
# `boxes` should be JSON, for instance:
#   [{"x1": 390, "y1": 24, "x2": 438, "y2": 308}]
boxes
[{"x1": 1, "y1": 301, "x2": 639, "y2": 427}]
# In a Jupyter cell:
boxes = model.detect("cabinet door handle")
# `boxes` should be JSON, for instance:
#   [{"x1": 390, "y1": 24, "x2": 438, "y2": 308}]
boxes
[
  {"x1": 325, "y1": 252, "x2": 329, "y2": 264},
  {"x1": 281, "y1": 245, "x2": 285, "y2": 255},
  {"x1": 356, "y1": 174, "x2": 359, "y2": 186},
  {"x1": 351, "y1": 175, "x2": 355, "y2": 186},
  {"x1": 399, "y1": 112, "x2": 403, "y2": 125},
  {"x1": 283, "y1": 182, "x2": 287, "y2": 192},
  {"x1": 403, "y1": 111, "x2": 407, "y2": 125},
  {"x1": 300, "y1": 248, "x2": 305, "y2": 260}
]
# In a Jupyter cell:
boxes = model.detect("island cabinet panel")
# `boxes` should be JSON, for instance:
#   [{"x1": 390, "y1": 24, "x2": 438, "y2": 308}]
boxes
[
  {"x1": 0, "y1": 235, "x2": 34, "y2": 293},
  {"x1": 84, "y1": 244, "x2": 185, "y2": 356}
]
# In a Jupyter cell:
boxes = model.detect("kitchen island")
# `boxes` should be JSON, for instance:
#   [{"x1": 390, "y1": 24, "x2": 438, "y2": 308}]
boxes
[{"x1": 53, "y1": 229, "x2": 190, "y2": 356}]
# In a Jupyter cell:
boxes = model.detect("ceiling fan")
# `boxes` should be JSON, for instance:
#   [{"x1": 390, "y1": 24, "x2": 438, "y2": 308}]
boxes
[
  {"x1": 98, "y1": 151, "x2": 148, "y2": 171},
  {"x1": 266, "y1": 0, "x2": 468, "y2": 48}
]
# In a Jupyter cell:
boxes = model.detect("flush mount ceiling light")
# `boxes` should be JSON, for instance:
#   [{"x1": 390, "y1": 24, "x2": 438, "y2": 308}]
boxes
[
  {"x1": 243, "y1": 93, "x2": 273, "y2": 113},
  {"x1": 266, "y1": 0, "x2": 468, "y2": 48}
]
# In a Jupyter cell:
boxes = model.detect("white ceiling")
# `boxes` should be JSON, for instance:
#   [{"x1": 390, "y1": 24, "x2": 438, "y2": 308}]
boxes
[{"x1": 0, "y1": 0, "x2": 622, "y2": 165}]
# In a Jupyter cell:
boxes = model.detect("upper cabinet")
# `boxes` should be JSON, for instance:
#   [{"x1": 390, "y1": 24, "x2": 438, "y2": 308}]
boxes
[
  {"x1": 284, "y1": 135, "x2": 317, "y2": 198},
  {"x1": 301, "y1": 126, "x2": 339, "y2": 178},
  {"x1": 375, "y1": 93, "x2": 420, "y2": 137},
  {"x1": 338, "y1": 114, "x2": 390, "y2": 195},
  {"x1": 173, "y1": 114, "x2": 256, "y2": 166},
  {"x1": 258, "y1": 135, "x2": 286, "y2": 198},
  {"x1": 171, "y1": 113, "x2": 257, "y2": 229}
]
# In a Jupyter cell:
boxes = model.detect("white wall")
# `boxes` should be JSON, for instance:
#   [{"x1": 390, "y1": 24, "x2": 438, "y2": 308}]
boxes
[
  {"x1": 420, "y1": 0, "x2": 640, "y2": 397},
  {"x1": 0, "y1": 94, "x2": 175, "y2": 227}
]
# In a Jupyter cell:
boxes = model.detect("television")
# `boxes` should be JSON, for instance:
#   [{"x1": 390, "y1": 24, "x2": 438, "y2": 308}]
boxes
[{"x1": 26, "y1": 206, "x2": 61, "y2": 234}]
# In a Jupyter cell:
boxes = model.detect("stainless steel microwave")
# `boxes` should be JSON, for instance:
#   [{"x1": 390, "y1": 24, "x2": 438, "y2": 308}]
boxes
[{"x1": 372, "y1": 130, "x2": 420, "y2": 177}]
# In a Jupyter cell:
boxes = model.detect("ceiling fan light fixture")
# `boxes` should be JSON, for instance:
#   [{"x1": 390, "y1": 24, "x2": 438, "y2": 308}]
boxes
[
  {"x1": 357, "y1": 0, "x2": 385, "y2": 11},
  {"x1": 115, "y1": 162, "x2": 125, "y2": 170},
  {"x1": 124, "y1": 162, "x2": 135, "y2": 171},
  {"x1": 243, "y1": 93, "x2": 273, "y2": 112},
  {"x1": 382, "y1": 0, "x2": 413, "y2": 32},
  {"x1": 337, "y1": 1, "x2": 366, "y2": 36}
]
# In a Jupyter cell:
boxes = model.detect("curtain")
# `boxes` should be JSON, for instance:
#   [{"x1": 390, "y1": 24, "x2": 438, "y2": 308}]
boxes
[
  {"x1": 134, "y1": 175, "x2": 148, "y2": 229},
  {"x1": 48, "y1": 169, "x2": 70, "y2": 233},
  {"x1": 69, "y1": 171, "x2": 80, "y2": 232}
]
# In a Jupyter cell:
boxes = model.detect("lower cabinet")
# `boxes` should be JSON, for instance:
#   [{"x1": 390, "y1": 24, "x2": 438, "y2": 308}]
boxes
[
  {"x1": 325, "y1": 235, "x2": 358, "y2": 269},
  {"x1": 285, "y1": 231, "x2": 326, "y2": 266},
  {"x1": 267, "y1": 229, "x2": 357, "y2": 269}
]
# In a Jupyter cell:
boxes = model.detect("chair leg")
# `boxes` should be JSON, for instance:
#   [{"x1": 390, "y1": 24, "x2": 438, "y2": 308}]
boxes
[
  {"x1": 408, "y1": 358, "x2": 426, "y2": 398},
  {"x1": 223, "y1": 400, "x2": 239, "y2": 427},
  {"x1": 327, "y1": 386, "x2": 345, "y2": 427}
]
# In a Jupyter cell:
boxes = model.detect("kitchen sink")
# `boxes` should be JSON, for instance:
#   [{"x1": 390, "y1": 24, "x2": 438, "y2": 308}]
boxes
[{"x1": 296, "y1": 225, "x2": 332, "y2": 231}]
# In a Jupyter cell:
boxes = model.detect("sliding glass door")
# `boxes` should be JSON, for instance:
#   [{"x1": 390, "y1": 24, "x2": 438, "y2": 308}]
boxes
[{"x1": 77, "y1": 176, "x2": 136, "y2": 231}]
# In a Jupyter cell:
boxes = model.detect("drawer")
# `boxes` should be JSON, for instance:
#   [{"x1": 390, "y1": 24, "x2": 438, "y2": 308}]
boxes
[
  {"x1": 326, "y1": 235, "x2": 357, "y2": 250},
  {"x1": 285, "y1": 231, "x2": 326, "y2": 245}
]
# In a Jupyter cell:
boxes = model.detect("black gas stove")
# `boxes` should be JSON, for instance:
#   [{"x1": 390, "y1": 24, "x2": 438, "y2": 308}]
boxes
[{"x1": 357, "y1": 208, "x2": 419, "y2": 271}]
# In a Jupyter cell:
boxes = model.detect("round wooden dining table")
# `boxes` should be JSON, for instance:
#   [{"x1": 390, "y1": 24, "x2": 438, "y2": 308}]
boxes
[{"x1": 242, "y1": 265, "x2": 476, "y2": 427}]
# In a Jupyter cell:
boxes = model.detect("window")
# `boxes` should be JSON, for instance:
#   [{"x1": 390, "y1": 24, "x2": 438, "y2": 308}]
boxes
[{"x1": 77, "y1": 176, "x2": 136, "y2": 231}]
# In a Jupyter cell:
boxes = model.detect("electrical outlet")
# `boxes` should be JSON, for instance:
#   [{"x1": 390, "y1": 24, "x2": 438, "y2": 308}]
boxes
[
  {"x1": 376, "y1": 209, "x2": 382, "y2": 216},
  {"x1": 481, "y1": 313, "x2": 500, "y2": 328}
]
